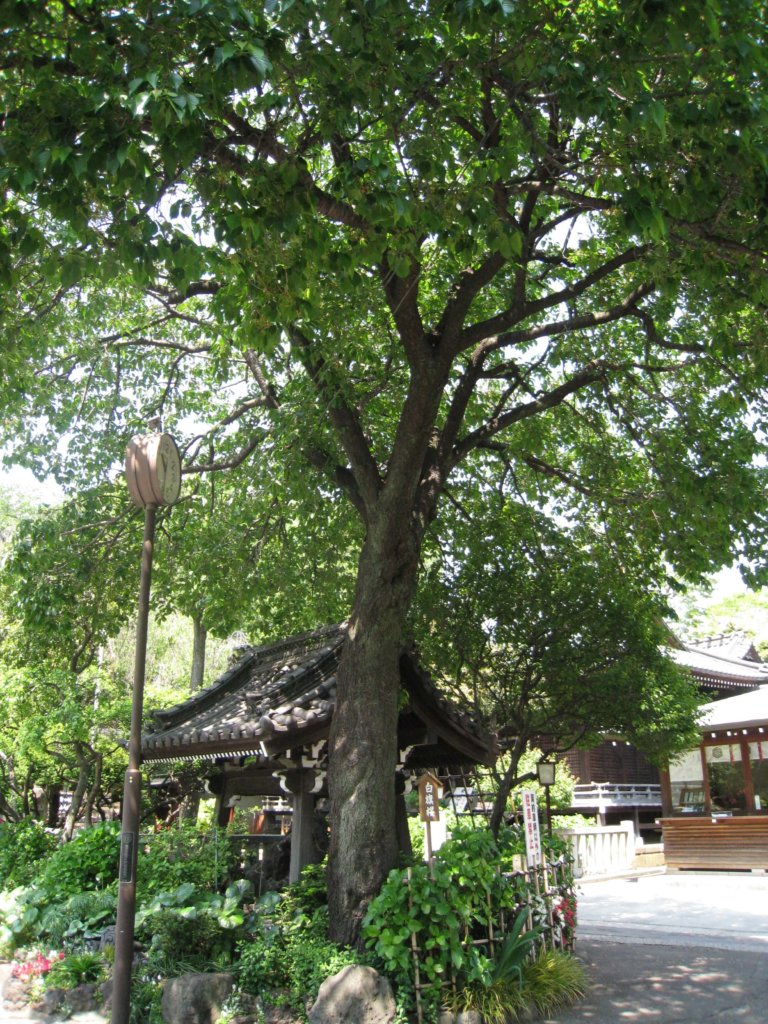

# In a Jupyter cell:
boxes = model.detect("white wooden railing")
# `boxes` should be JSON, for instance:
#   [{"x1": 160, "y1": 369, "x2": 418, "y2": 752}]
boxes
[
  {"x1": 571, "y1": 783, "x2": 661, "y2": 809},
  {"x1": 559, "y1": 821, "x2": 637, "y2": 877}
]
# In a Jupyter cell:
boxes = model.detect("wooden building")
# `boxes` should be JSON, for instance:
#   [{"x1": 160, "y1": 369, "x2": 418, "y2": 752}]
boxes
[
  {"x1": 141, "y1": 624, "x2": 498, "y2": 881},
  {"x1": 558, "y1": 634, "x2": 768, "y2": 839},
  {"x1": 660, "y1": 685, "x2": 768, "y2": 870}
]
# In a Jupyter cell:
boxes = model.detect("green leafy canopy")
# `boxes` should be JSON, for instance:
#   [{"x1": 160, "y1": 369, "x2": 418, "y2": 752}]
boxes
[{"x1": 2, "y1": 0, "x2": 768, "y2": 940}]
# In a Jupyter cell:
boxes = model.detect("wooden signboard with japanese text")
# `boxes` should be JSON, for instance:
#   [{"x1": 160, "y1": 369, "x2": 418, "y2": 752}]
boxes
[{"x1": 418, "y1": 771, "x2": 442, "y2": 822}]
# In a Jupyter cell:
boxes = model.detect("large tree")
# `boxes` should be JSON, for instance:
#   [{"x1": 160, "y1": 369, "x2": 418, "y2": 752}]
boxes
[{"x1": 2, "y1": 0, "x2": 768, "y2": 941}]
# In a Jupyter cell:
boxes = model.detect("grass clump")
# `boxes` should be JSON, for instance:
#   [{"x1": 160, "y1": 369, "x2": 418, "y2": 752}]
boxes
[{"x1": 522, "y1": 947, "x2": 587, "y2": 1015}]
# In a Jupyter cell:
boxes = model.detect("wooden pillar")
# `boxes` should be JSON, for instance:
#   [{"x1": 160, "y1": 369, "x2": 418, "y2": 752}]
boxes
[
  {"x1": 289, "y1": 786, "x2": 316, "y2": 884},
  {"x1": 277, "y1": 768, "x2": 323, "y2": 884},
  {"x1": 700, "y1": 746, "x2": 712, "y2": 815},
  {"x1": 216, "y1": 790, "x2": 232, "y2": 829},
  {"x1": 742, "y1": 737, "x2": 755, "y2": 812}
]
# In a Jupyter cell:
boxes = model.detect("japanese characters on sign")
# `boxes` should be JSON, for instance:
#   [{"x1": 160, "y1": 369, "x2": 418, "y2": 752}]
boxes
[
  {"x1": 521, "y1": 789, "x2": 543, "y2": 866},
  {"x1": 418, "y1": 772, "x2": 441, "y2": 822}
]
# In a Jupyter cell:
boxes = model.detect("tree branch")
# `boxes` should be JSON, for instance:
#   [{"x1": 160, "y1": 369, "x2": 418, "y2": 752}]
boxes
[
  {"x1": 289, "y1": 327, "x2": 382, "y2": 514},
  {"x1": 460, "y1": 246, "x2": 649, "y2": 349},
  {"x1": 184, "y1": 431, "x2": 263, "y2": 474},
  {"x1": 460, "y1": 282, "x2": 656, "y2": 356},
  {"x1": 450, "y1": 358, "x2": 611, "y2": 466}
]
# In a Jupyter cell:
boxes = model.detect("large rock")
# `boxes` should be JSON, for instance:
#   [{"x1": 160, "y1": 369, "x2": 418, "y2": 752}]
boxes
[
  {"x1": 2, "y1": 973, "x2": 31, "y2": 1011},
  {"x1": 308, "y1": 965, "x2": 395, "y2": 1024},
  {"x1": 162, "y1": 972, "x2": 236, "y2": 1024},
  {"x1": 65, "y1": 982, "x2": 101, "y2": 1014},
  {"x1": 29, "y1": 986, "x2": 67, "y2": 1017}
]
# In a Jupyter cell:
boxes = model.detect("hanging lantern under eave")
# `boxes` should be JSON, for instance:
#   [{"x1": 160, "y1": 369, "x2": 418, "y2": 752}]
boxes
[{"x1": 125, "y1": 433, "x2": 182, "y2": 509}]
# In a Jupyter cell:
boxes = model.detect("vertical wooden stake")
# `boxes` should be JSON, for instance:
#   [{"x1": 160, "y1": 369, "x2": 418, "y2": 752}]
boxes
[{"x1": 407, "y1": 868, "x2": 423, "y2": 1024}]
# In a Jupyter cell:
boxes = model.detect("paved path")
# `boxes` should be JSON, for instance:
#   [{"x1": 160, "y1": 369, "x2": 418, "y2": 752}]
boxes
[{"x1": 544, "y1": 871, "x2": 768, "y2": 1023}]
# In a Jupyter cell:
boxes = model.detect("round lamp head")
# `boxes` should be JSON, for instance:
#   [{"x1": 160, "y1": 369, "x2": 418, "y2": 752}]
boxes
[{"x1": 125, "y1": 432, "x2": 182, "y2": 508}]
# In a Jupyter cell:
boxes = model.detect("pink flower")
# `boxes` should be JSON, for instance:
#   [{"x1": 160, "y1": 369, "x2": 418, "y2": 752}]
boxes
[{"x1": 10, "y1": 951, "x2": 60, "y2": 980}]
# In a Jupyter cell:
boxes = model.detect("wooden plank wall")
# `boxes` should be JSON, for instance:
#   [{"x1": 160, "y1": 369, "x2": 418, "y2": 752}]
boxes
[{"x1": 661, "y1": 816, "x2": 768, "y2": 870}]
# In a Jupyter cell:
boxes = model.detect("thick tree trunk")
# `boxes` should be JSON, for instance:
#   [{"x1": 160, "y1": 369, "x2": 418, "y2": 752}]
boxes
[
  {"x1": 190, "y1": 616, "x2": 207, "y2": 691},
  {"x1": 327, "y1": 517, "x2": 422, "y2": 946}
]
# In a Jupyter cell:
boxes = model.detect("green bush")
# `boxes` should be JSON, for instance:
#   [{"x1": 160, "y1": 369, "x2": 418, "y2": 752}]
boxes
[
  {"x1": 443, "y1": 978, "x2": 528, "y2": 1024},
  {"x1": 39, "y1": 888, "x2": 117, "y2": 949},
  {"x1": 0, "y1": 819, "x2": 57, "y2": 889},
  {"x1": 238, "y1": 916, "x2": 360, "y2": 1016},
  {"x1": 40, "y1": 822, "x2": 120, "y2": 897},
  {"x1": 129, "y1": 973, "x2": 164, "y2": 1024},
  {"x1": 135, "y1": 878, "x2": 256, "y2": 975},
  {"x1": 147, "y1": 908, "x2": 233, "y2": 974},
  {"x1": 44, "y1": 950, "x2": 106, "y2": 991},
  {"x1": 137, "y1": 823, "x2": 234, "y2": 897},
  {"x1": 363, "y1": 823, "x2": 575, "y2": 1018},
  {"x1": 522, "y1": 948, "x2": 586, "y2": 1015},
  {"x1": 238, "y1": 865, "x2": 360, "y2": 1017},
  {"x1": 0, "y1": 886, "x2": 46, "y2": 956},
  {"x1": 364, "y1": 825, "x2": 520, "y2": 1005}
]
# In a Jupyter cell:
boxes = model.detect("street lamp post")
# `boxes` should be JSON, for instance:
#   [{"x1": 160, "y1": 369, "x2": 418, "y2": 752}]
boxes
[
  {"x1": 111, "y1": 431, "x2": 181, "y2": 1024},
  {"x1": 536, "y1": 760, "x2": 556, "y2": 837}
]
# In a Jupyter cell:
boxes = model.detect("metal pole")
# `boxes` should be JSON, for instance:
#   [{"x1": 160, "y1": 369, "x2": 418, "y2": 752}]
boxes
[
  {"x1": 111, "y1": 504, "x2": 156, "y2": 1024},
  {"x1": 546, "y1": 785, "x2": 553, "y2": 836}
]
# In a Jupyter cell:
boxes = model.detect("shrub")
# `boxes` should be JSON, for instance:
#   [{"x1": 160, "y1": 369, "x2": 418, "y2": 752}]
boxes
[
  {"x1": 238, "y1": 919, "x2": 360, "y2": 1016},
  {"x1": 442, "y1": 943, "x2": 586, "y2": 1022},
  {"x1": 129, "y1": 975, "x2": 164, "y2": 1024},
  {"x1": 443, "y1": 978, "x2": 528, "y2": 1024},
  {"x1": 146, "y1": 908, "x2": 231, "y2": 974},
  {"x1": 522, "y1": 948, "x2": 587, "y2": 1015},
  {"x1": 138, "y1": 823, "x2": 234, "y2": 897},
  {"x1": 40, "y1": 821, "x2": 120, "y2": 898},
  {"x1": 0, "y1": 819, "x2": 57, "y2": 889},
  {"x1": 363, "y1": 822, "x2": 576, "y2": 1019},
  {"x1": 238, "y1": 865, "x2": 360, "y2": 1017},
  {"x1": 44, "y1": 950, "x2": 106, "y2": 990},
  {"x1": 10, "y1": 950, "x2": 64, "y2": 983},
  {"x1": 0, "y1": 886, "x2": 48, "y2": 956},
  {"x1": 363, "y1": 825, "x2": 523, "y2": 1007},
  {"x1": 39, "y1": 888, "x2": 117, "y2": 949},
  {"x1": 135, "y1": 878, "x2": 257, "y2": 975}
]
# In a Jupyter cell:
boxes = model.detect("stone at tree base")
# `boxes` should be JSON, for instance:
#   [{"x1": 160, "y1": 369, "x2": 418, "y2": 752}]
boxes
[
  {"x1": 308, "y1": 964, "x2": 395, "y2": 1024},
  {"x1": 162, "y1": 972, "x2": 236, "y2": 1024},
  {"x1": 30, "y1": 986, "x2": 67, "y2": 1016},
  {"x1": 438, "y1": 1012, "x2": 482, "y2": 1024},
  {"x1": 65, "y1": 981, "x2": 101, "y2": 1014},
  {"x1": 261, "y1": 1002, "x2": 301, "y2": 1024}
]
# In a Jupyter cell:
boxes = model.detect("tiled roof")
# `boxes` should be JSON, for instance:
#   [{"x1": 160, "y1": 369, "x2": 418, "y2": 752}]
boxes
[
  {"x1": 671, "y1": 646, "x2": 768, "y2": 688},
  {"x1": 688, "y1": 632, "x2": 761, "y2": 663},
  {"x1": 142, "y1": 624, "x2": 497, "y2": 767}
]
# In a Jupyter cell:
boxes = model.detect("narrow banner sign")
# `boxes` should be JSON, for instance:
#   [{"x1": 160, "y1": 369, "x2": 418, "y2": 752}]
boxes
[{"x1": 521, "y1": 789, "x2": 543, "y2": 866}]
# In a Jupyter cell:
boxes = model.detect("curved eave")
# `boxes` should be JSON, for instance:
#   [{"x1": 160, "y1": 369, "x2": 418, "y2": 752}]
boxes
[{"x1": 400, "y1": 654, "x2": 499, "y2": 767}]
